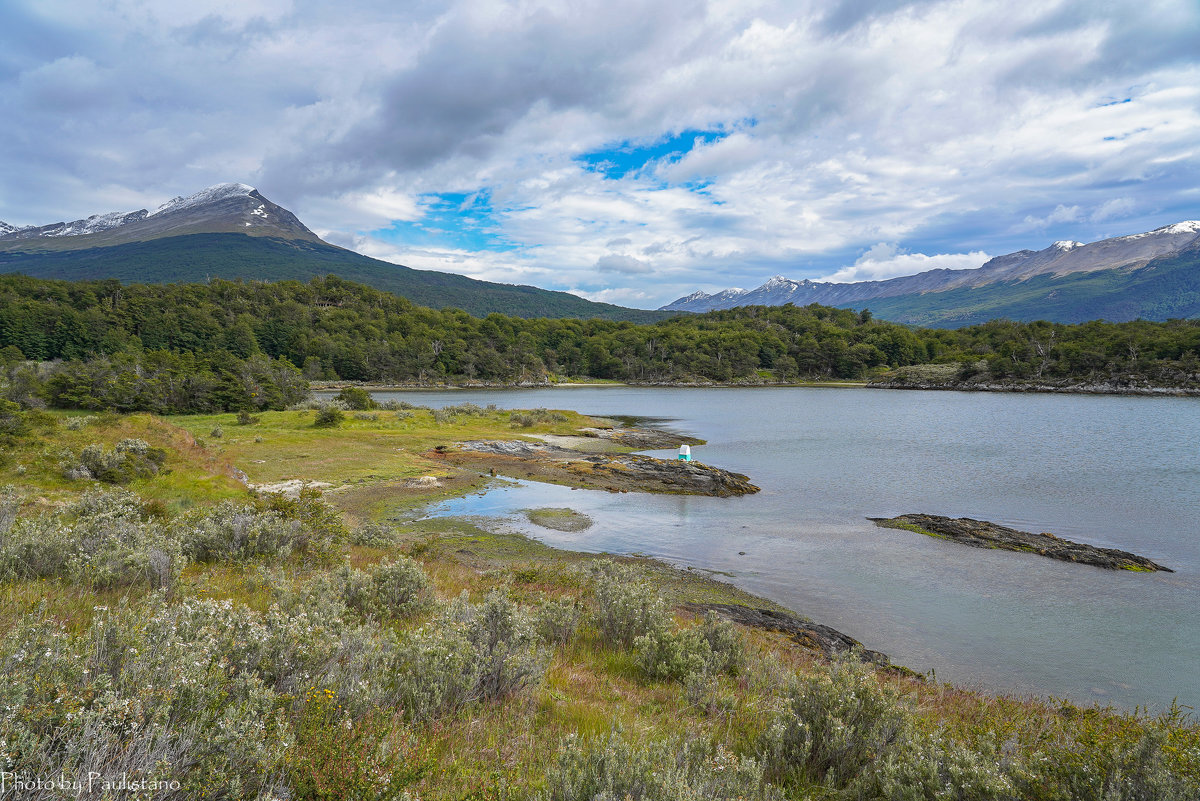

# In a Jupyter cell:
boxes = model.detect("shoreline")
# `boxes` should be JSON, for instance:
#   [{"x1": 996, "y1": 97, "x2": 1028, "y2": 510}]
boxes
[{"x1": 310, "y1": 378, "x2": 1200, "y2": 397}]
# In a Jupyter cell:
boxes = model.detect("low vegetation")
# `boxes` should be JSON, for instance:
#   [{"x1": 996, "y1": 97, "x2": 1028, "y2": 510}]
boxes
[{"x1": 0, "y1": 408, "x2": 1197, "y2": 799}]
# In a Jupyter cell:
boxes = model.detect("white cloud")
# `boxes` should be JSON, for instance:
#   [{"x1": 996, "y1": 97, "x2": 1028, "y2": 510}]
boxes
[
  {"x1": 821, "y1": 245, "x2": 992, "y2": 283},
  {"x1": 1018, "y1": 204, "x2": 1084, "y2": 231},
  {"x1": 1091, "y1": 197, "x2": 1136, "y2": 222},
  {"x1": 1, "y1": 0, "x2": 1198, "y2": 307}
]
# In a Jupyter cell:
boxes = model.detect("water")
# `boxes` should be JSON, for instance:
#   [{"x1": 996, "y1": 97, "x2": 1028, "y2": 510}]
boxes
[{"x1": 357, "y1": 386, "x2": 1200, "y2": 710}]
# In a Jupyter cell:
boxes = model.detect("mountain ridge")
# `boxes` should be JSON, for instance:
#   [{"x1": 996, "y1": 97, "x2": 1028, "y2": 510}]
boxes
[
  {"x1": 663, "y1": 221, "x2": 1200, "y2": 325},
  {"x1": 0, "y1": 183, "x2": 320, "y2": 250},
  {"x1": 0, "y1": 184, "x2": 673, "y2": 322}
]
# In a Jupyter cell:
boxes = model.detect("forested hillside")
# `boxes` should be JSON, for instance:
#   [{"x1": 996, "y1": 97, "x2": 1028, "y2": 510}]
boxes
[
  {"x1": 0, "y1": 233, "x2": 674, "y2": 322},
  {"x1": 2, "y1": 274, "x2": 1200, "y2": 413}
]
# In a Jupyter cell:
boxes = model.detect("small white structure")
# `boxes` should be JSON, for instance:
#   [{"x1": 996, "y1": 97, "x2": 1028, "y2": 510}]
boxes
[{"x1": 678, "y1": 444, "x2": 692, "y2": 462}]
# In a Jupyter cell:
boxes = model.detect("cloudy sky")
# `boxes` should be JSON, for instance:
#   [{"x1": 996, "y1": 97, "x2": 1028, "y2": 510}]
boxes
[{"x1": 2, "y1": 0, "x2": 1198, "y2": 308}]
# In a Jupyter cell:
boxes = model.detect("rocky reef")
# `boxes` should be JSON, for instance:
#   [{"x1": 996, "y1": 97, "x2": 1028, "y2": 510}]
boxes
[{"x1": 870, "y1": 514, "x2": 1172, "y2": 572}]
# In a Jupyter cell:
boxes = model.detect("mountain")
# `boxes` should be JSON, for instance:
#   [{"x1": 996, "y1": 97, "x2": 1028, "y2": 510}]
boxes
[
  {"x1": 0, "y1": 184, "x2": 671, "y2": 322},
  {"x1": 0, "y1": 184, "x2": 320, "y2": 248},
  {"x1": 662, "y1": 222, "x2": 1200, "y2": 326}
]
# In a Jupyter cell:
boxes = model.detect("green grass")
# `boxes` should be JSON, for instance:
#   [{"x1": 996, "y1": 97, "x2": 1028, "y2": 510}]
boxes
[
  {"x1": 4, "y1": 408, "x2": 1199, "y2": 800},
  {"x1": 523, "y1": 507, "x2": 593, "y2": 532}
]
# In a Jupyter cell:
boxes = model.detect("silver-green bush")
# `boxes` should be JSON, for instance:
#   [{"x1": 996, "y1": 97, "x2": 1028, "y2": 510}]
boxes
[
  {"x1": 590, "y1": 561, "x2": 669, "y2": 647},
  {"x1": 391, "y1": 589, "x2": 547, "y2": 721},
  {"x1": 0, "y1": 489, "x2": 182, "y2": 589},
  {"x1": 541, "y1": 730, "x2": 783, "y2": 801}
]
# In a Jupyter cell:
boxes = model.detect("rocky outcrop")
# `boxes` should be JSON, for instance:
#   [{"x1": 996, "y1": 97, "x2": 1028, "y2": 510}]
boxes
[
  {"x1": 443, "y1": 440, "x2": 759, "y2": 497},
  {"x1": 683, "y1": 603, "x2": 890, "y2": 666},
  {"x1": 870, "y1": 514, "x2": 1172, "y2": 572},
  {"x1": 580, "y1": 452, "x2": 758, "y2": 497},
  {"x1": 577, "y1": 426, "x2": 703, "y2": 449}
]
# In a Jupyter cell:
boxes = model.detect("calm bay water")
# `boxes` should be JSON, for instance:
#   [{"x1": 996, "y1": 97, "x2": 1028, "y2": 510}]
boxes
[{"x1": 364, "y1": 386, "x2": 1200, "y2": 710}]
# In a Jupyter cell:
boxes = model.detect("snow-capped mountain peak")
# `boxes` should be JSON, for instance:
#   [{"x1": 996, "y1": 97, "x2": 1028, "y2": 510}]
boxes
[
  {"x1": 760, "y1": 274, "x2": 799, "y2": 290},
  {"x1": 1052, "y1": 240, "x2": 1083, "y2": 251},
  {"x1": 0, "y1": 221, "x2": 17, "y2": 236},
  {"x1": 0, "y1": 182, "x2": 315, "y2": 246},
  {"x1": 148, "y1": 183, "x2": 256, "y2": 217},
  {"x1": 1153, "y1": 220, "x2": 1200, "y2": 235}
]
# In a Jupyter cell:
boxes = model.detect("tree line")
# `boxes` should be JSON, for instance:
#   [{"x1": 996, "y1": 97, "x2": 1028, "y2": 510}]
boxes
[{"x1": 2, "y1": 273, "x2": 1199, "y2": 412}]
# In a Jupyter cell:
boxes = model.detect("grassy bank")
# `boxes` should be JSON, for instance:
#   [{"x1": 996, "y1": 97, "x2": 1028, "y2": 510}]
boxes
[{"x1": 1, "y1": 407, "x2": 1198, "y2": 800}]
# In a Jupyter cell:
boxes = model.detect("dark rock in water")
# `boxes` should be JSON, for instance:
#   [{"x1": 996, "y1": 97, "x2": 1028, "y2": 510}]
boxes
[
  {"x1": 870, "y1": 514, "x2": 1172, "y2": 572},
  {"x1": 684, "y1": 602, "x2": 891, "y2": 666},
  {"x1": 587, "y1": 452, "x2": 758, "y2": 497}
]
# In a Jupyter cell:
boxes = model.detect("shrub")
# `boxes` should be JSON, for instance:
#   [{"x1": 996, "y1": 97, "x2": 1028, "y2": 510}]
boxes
[
  {"x1": 511, "y1": 408, "x2": 569, "y2": 428},
  {"x1": 351, "y1": 521, "x2": 399, "y2": 547},
  {"x1": 65, "y1": 438, "x2": 168, "y2": 484},
  {"x1": 590, "y1": 561, "x2": 669, "y2": 647},
  {"x1": 0, "y1": 591, "x2": 405, "y2": 800},
  {"x1": 761, "y1": 654, "x2": 910, "y2": 787},
  {"x1": 0, "y1": 488, "x2": 183, "y2": 589},
  {"x1": 370, "y1": 558, "x2": 433, "y2": 619},
  {"x1": 633, "y1": 611, "x2": 745, "y2": 683},
  {"x1": 635, "y1": 624, "x2": 710, "y2": 682},
  {"x1": 236, "y1": 409, "x2": 260, "y2": 425},
  {"x1": 850, "y1": 731, "x2": 1015, "y2": 801},
  {"x1": 336, "y1": 387, "x2": 377, "y2": 410},
  {"x1": 1009, "y1": 706, "x2": 1200, "y2": 801},
  {"x1": 287, "y1": 690, "x2": 426, "y2": 801},
  {"x1": 209, "y1": 425, "x2": 223, "y2": 438},
  {"x1": 0, "y1": 484, "x2": 20, "y2": 535},
  {"x1": 540, "y1": 730, "x2": 782, "y2": 801},
  {"x1": 536, "y1": 596, "x2": 582, "y2": 646},
  {"x1": 182, "y1": 502, "x2": 308, "y2": 563},
  {"x1": 391, "y1": 590, "x2": 547, "y2": 720},
  {"x1": 699, "y1": 611, "x2": 746, "y2": 675},
  {"x1": 380, "y1": 400, "x2": 423, "y2": 411},
  {"x1": 313, "y1": 406, "x2": 345, "y2": 428}
]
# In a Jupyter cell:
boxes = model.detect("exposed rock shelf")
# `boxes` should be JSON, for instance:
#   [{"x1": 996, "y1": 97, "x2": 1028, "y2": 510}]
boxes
[
  {"x1": 683, "y1": 603, "x2": 890, "y2": 666},
  {"x1": 870, "y1": 514, "x2": 1172, "y2": 572},
  {"x1": 434, "y1": 439, "x2": 759, "y2": 497}
]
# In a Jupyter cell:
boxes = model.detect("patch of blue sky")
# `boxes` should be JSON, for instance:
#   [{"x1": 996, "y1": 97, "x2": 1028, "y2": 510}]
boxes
[
  {"x1": 576, "y1": 126, "x2": 734, "y2": 180},
  {"x1": 369, "y1": 191, "x2": 516, "y2": 252}
]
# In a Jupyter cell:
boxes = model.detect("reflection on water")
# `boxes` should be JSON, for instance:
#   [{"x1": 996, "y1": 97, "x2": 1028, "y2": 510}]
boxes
[{"x1": 356, "y1": 386, "x2": 1200, "y2": 710}]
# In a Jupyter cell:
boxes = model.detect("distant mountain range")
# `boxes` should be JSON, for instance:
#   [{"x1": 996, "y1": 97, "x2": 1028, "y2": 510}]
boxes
[
  {"x1": 663, "y1": 222, "x2": 1200, "y2": 326},
  {"x1": 0, "y1": 184, "x2": 670, "y2": 322}
]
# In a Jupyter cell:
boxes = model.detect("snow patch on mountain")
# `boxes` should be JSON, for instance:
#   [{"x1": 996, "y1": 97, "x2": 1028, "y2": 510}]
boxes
[
  {"x1": 1052, "y1": 240, "x2": 1083, "y2": 250},
  {"x1": 1155, "y1": 221, "x2": 1200, "y2": 235},
  {"x1": 43, "y1": 209, "x2": 149, "y2": 237},
  {"x1": 148, "y1": 183, "x2": 255, "y2": 217},
  {"x1": 1118, "y1": 220, "x2": 1200, "y2": 240},
  {"x1": 0, "y1": 221, "x2": 17, "y2": 236}
]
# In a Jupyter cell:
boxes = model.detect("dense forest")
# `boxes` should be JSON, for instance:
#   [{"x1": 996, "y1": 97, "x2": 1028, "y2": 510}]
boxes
[{"x1": 2, "y1": 274, "x2": 1199, "y2": 412}]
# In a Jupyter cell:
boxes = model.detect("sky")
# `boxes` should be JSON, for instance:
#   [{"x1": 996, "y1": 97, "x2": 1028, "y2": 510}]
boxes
[{"x1": 1, "y1": 0, "x2": 1198, "y2": 309}]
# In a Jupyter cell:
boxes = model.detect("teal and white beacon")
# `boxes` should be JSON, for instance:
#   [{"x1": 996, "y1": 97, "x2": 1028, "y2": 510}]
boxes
[{"x1": 678, "y1": 444, "x2": 692, "y2": 462}]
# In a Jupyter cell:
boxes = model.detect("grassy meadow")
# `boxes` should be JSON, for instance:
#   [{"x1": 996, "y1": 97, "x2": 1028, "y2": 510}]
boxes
[{"x1": 1, "y1": 404, "x2": 1198, "y2": 800}]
